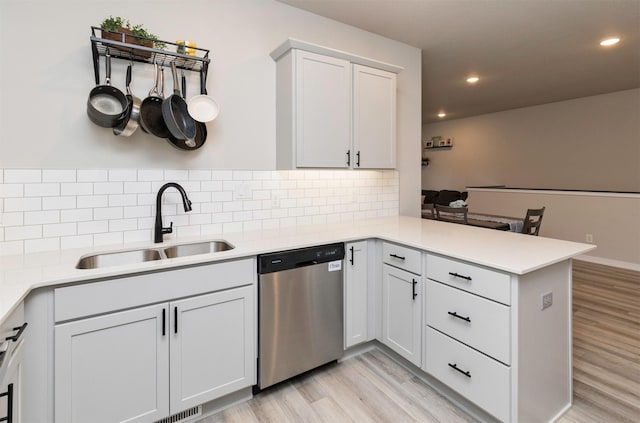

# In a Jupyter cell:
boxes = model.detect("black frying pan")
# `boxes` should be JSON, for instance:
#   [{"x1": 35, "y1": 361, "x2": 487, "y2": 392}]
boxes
[
  {"x1": 139, "y1": 63, "x2": 171, "y2": 139},
  {"x1": 162, "y1": 61, "x2": 196, "y2": 140},
  {"x1": 87, "y1": 52, "x2": 128, "y2": 128},
  {"x1": 166, "y1": 73, "x2": 207, "y2": 151}
]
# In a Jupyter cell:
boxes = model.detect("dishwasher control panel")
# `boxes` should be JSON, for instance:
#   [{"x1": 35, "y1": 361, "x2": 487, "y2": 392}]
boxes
[{"x1": 258, "y1": 243, "x2": 345, "y2": 274}]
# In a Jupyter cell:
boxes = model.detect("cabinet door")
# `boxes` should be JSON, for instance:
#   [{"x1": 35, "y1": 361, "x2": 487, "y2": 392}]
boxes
[
  {"x1": 344, "y1": 241, "x2": 368, "y2": 348},
  {"x1": 352, "y1": 65, "x2": 396, "y2": 169},
  {"x1": 295, "y1": 50, "x2": 351, "y2": 168},
  {"x1": 170, "y1": 285, "x2": 255, "y2": 412},
  {"x1": 382, "y1": 264, "x2": 422, "y2": 366},
  {"x1": 54, "y1": 304, "x2": 169, "y2": 423},
  {"x1": 0, "y1": 339, "x2": 24, "y2": 423}
]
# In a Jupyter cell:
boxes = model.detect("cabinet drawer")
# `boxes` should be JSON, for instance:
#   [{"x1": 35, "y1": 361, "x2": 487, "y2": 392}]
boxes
[
  {"x1": 55, "y1": 258, "x2": 255, "y2": 322},
  {"x1": 426, "y1": 254, "x2": 510, "y2": 305},
  {"x1": 425, "y1": 327, "x2": 510, "y2": 422},
  {"x1": 382, "y1": 242, "x2": 421, "y2": 275},
  {"x1": 426, "y1": 280, "x2": 510, "y2": 364}
]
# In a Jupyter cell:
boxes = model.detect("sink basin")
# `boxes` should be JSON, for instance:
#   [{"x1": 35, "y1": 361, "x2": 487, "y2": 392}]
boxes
[
  {"x1": 163, "y1": 241, "x2": 234, "y2": 258},
  {"x1": 76, "y1": 249, "x2": 163, "y2": 269}
]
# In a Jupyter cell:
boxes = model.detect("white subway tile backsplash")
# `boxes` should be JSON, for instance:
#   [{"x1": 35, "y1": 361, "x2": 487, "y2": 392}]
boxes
[
  {"x1": 61, "y1": 183, "x2": 93, "y2": 196},
  {"x1": 6, "y1": 225, "x2": 42, "y2": 241},
  {"x1": 24, "y1": 210, "x2": 59, "y2": 225},
  {"x1": 109, "y1": 169, "x2": 137, "y2": 182},
  {"x1": 0, "y1": 184, "x2": 24, "y2": 198},
  {"x1": 43, "y1": 169, "x2": 76, "y2": 182},
  {"x1": 78, "y1": 169, "x2": 108, "y2": 182},
  {"x1": 25, "y1": 237, "x2": 60, "y2": 253},
  {"x1": 94, "y1": 182, "x2": 123, "y2": 195},
  {"x1": 25, "y1": 183, "x2": 60, "y2": 197},
  {"x1": 43, "y1": 223, "x2": 76, "y2": 238},
  {"x1": 5, "y1": 169, "x2": 41, "y2": 183},
  {"x1": 43, "y1": 196, "x2": 76, "y2": 210},
  {"x1": 0, "y1": 168, "x2": 399, "y2": 256},
  {"x1": 5, "y1": 198, "x2": 41, "y2": 212}
]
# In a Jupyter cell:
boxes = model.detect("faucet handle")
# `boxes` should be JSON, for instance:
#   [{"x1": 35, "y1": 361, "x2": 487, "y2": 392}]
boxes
[{"x1": 162, "y1": 221, "x2": 173, "y2": 235}]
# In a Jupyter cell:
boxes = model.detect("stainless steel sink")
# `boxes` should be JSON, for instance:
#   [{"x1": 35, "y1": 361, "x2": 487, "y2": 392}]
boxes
[
  {"x1": 163, "y1": 241, "x2": 234, "y2": 258},
  {"x1": 76, "y1": 249, "x2": 163, "y2": 269}
]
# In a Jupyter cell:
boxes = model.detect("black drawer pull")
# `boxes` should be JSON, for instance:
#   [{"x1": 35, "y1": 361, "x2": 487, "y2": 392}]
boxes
[
  {"x1": 448, "y1": 272, "x2": 472, "y2": 281},
  {"x1": 448, "y1": 311, "x2": 471, "y2": 323},
  {"x1": 448, "y1": 363, "x2": 471, "y2": 378},
  {"x1": 412, "y1": 279, "x2": 418, "y2": 300},
  {"x1": 0, "y1": 383, "x2": 13, "y2": 423},
  {"x1": 390, "y1": 253, "x2": 406, "y2": 260},
  {"x1": 5, "y1": 323, "x2": 27, "y2": 343}
]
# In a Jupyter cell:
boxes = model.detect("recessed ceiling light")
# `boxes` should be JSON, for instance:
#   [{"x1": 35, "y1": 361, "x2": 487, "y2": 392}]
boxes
[
  {"x1": 600, "y1": 37, "x2": 620, "y2": 46},
  {"x1": 437, "y1": 112, "x2": 446, "y2": 118},
  {"x1": 466, "y1": 76, "x2": 479, "y2": 84}
]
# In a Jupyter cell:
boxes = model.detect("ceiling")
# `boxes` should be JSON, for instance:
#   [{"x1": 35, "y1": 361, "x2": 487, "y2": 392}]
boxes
[{"x1": 277, "y1": 0, "x2": 640, "y2": 123}]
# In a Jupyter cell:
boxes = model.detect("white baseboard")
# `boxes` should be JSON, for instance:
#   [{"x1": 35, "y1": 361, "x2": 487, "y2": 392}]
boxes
[{"x1": 575, "y1": 254, "x2": 640, "y2": 272}]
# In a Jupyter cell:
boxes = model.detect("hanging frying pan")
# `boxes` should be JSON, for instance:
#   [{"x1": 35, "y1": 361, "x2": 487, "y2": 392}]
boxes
[
  {"x1": 187, "y1": 70, "x2": 219, "y2": 122},
  {"x1": 113, "y1": 64, "x2": 141, "y2": 136},
  {"x1": 87, "y1": 52, "x2": 128, "y2": 128},
  {"x1": 162, "y1": 61, "x2": 196, "y2": 140},
  {"x1": 166, "y1": 73, "x2": 207, "y2": 151},
  {"x1": 139, "y1": 63, "x2": 171, "y2": 139}
]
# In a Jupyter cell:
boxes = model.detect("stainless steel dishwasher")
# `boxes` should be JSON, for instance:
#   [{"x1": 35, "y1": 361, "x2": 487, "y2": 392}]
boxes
[{"x1": 257, "y1": 243, "x2": 345, "y2": 390}]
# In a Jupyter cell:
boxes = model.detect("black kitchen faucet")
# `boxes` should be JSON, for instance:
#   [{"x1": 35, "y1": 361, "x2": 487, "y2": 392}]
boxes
[{"x1": 154, "y1": 182, "x2": 192, "y2": 243}]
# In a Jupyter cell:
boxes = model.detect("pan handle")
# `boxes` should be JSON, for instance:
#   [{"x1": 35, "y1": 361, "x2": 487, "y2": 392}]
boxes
[
  {"x1": 105, "y1": 52, "x2": 112, "y2": 86},
  {"x1": 199, "y1": 71, "x2": 207, "y2": 96},
  {"x1": 171, "y1": 62, "x2": 181, "y2": 96},
  {"x1": 181, "y1": 72, "x2": 187, "y2": 100},
  {"x1": 149, "y1": 63, "x2": 161, "y2": 97}
]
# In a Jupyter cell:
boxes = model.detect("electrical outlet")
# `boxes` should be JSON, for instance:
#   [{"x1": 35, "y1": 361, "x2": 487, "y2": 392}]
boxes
[
  {"x1": 542, "y1": 292, "x2": 553, "y2": 310},
  {"x1": 234, "y1": 183, "x2": 252, "y2": 200},
  {"x1": 272, "y1": 192, "x2": 280, "y2": 208},
  {"x1": 585, "y1": 234, "x2": 593, "y2": 243}
]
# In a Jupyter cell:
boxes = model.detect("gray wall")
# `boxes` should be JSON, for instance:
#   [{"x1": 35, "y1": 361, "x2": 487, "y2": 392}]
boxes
[
  {"x1": 422, "y1": 89, "x2": 640, "y2": 192},
  {"x1": 0, "y1": 0, "x2": 422, "y2": 216}
]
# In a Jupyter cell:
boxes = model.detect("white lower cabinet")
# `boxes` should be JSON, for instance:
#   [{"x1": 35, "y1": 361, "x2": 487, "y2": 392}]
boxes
[
  {"x1": 344, "y1": 241, "x2": 368, "y2": 348},
  {"x1": 381, "y1": 264, "x2": 422, "y2": 366},
  {"x1": 54, "y1": 285, "x2": 255, "y2": 423}
]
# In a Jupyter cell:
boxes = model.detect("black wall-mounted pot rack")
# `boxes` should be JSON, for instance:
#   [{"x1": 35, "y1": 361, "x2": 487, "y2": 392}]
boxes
[{"x1": 89, "y1": 26, "x2": 211, "y2": 85}]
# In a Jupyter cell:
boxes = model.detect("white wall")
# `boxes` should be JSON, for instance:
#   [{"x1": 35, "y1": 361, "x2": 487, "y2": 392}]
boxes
[
  {"x1": 0, "y1": 0, "x2": 421, "y2": 215},
  {"x1": 468, "y1": 189, "x2": 640, "y2": 269},
  {"x1": 421, "y1": 89, "x2": 640, "y2": 192}
]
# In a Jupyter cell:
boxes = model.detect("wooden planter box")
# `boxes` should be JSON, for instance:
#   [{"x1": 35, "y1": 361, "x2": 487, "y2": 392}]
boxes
[{"x1": 101, "y1": 27, "x2": 153, "y2": 58}]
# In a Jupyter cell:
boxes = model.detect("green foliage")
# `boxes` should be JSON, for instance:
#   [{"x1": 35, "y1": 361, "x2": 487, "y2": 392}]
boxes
[{"x1": 100, "y1": 16, "x2": 166, "y2": 50}]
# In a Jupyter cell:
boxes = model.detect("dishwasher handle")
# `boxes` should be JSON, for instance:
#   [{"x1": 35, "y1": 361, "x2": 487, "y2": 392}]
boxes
[{"x1": 295, "y1": 260, "x2": 318, "y2": 268}]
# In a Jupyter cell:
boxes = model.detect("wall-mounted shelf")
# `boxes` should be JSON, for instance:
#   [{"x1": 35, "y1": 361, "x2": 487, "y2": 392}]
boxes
[
  {"x1": 424, "y1": 146, "x2": 452, "y2": 151},
  {"x1": 90, "y1": 26, "x2": 211, "y2": 85}
]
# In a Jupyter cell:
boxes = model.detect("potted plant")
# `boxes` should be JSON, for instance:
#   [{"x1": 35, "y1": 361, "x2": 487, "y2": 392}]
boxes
[{"x1": 100, "y1": 16, "x2": 166, "y2": 54}]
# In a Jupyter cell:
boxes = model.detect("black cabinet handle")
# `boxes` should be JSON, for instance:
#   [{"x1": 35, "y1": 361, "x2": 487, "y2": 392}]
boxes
[
  {"x1": 174, "y1": 307, "x2": 178, "y2": 334},
  {"x1": 412, "y1": 279, "x2": 418, "y2": 300},
  {"x1": 356, "y1": 151, "x2": 361, "y2": 167},
  {"x1": 162, "y1": 308, "x2": 166, "y2": 336},
  {"x1": 349, "y1": 246, "x2": 354, "y2": 265},
  {"x1": 5, "y1": 323, "x2": 27, "y2": 343},
  {"x1": 448, "y1": 272, "x2": 472, "y2": 281},
  {"x1": 346, "y1": 150, "x2": 351, "y2": 166},
  {"x1": 389, "y1": 253, "x2": 405, "y2": 260},
  {"x1": 447, "y1": 311, "x2": 471, "y2": 323},
  {"x1": 448, "y1": 363, "x2": 471, "y2": 378},
  {"x1": 0, "y1": 383, "x2": 13, "y2": 423}
]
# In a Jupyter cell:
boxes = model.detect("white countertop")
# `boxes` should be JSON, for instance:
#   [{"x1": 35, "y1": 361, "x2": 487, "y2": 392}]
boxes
[{"x1": 0, "y1": 216, "x2": 595, "y2": 326}]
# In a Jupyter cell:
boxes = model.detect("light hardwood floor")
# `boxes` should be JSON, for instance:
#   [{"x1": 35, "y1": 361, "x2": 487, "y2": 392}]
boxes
[{"x1": 201, "y1": 260, "x2": 639, "y2": 422}]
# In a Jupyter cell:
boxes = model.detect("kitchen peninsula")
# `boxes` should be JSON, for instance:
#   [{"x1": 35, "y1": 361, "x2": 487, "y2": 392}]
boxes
[{"x1": 0, "y1": 216, "x2": 594, "y2": 423}]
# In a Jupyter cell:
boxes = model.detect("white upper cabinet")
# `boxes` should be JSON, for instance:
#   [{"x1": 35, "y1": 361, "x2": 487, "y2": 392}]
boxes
[
  {"x1": 294, "y1": 50, "x2": 352, "y2": 168},
  {"x1": 272, "y1": 39, "x2": 401, "y2": 170},
  {"x1": 352, "y1": 65, "x2": 397, "y2": 169}
]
